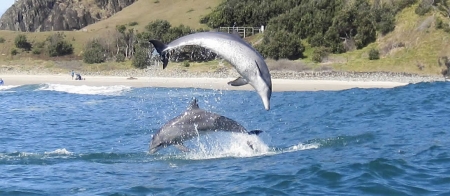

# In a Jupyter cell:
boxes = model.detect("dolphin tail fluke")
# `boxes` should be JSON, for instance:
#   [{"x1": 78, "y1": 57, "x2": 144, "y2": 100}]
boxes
[
  {"x1": 149, "y1": 40, "x2": 169, "y2": 69},
  {"x1": 247, "y1": 130, "x2": 263, "y2": 135}
]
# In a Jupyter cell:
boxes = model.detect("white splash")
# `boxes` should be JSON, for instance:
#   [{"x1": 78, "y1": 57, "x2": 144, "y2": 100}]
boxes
[
  {"x1": 38, "y1": 84, "x2": 131, "y2": 95},
  {"x1": 285, "y1": 143, "x2": 320, "y2": 153},
  {"x1": 183, "y1": 133, "x2": 272, "y2": 160},
  {"x1": 0, "y1": 85, "x2": 18, "y2": 91},
  {"x1": 44, "y1": 148, "x2": 73, "y2": 155}
]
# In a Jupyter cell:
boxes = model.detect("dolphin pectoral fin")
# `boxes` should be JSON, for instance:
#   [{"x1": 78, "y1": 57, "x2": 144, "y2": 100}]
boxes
[
  {"x1": 247, "y1": 130, "x2": 263, "y2": 135},
  {"x1": 227, "y1": 77, "x2": 248, "y2": 86},
  {"x1": 149, "y1": 40, "x2": 170, "y2": 69},
  {"x1": 174, "y1": 144, "x2": 190, "y2": 152}
]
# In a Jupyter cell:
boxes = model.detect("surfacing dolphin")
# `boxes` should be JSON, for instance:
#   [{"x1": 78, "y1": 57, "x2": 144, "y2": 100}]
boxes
[
  {"x1": 149, "y1": 32, "x2": 272, "y2": 110},
  {"x1": 149, "y1": 98, "x2": 262, "y2": 154}
]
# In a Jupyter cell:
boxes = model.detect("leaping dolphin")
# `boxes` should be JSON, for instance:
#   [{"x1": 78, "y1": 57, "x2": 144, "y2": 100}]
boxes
[
  {"x1": 149, "y1": 98, "x2": 262, "y2": 154},
  {"x1": 149, "y1": 32, "x2": 272, "y2": 110}
]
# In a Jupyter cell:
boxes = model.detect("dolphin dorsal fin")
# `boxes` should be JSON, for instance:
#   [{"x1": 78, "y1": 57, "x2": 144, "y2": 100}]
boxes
[{"x1": 188, "y1": 98, "x2": 199, "y2": 110}]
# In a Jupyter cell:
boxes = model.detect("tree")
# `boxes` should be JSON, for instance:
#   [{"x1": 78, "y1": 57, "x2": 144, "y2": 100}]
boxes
[
  {"x1": 259, "y1": 30, "x2": 304, "y2": 60},
  {"x1": 83, "y1": 39, "x2": 106, "y2": 64},
  {"x1": 132, "y1": 45, "x2": 150, "y2": 69},
  {"x1": 145, "y1": 20, "x2": 171, "y2": 41}
]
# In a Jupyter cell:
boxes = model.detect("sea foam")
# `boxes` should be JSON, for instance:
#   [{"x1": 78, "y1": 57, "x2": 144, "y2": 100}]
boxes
[{"x1": 38, "y1": 84, "x2": 131, "y2": 95}]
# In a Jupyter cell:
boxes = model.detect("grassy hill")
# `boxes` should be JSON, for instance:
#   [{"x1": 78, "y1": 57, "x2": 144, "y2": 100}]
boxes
[
  {"x1": 0, "y1": 0, "x2": 221, "y2": 63},
  {"x1": 85, "y1": 0, "x2": 222, "y2": 32},
  {"x1": 330, "y1": 5, "x2": 450, "y2": 75},
  {"x1": 0, "y1": 1, "x2": 449, "y2": 76}
]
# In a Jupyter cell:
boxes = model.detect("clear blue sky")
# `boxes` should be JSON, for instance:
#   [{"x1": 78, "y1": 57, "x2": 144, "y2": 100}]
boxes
[{"x1": 0, "y1": 0, "x2": 16, "y2": 17}]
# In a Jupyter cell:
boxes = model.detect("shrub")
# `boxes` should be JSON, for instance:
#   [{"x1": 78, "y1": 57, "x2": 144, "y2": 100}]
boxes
[
  {"x1": 47, "y1": 41, "x2": 73, "y2": 57},
  {"x1": 395, "y1": 0, "x2": 417, "y2": 11},
  {"x1": 128, "y1": 21, "x2": 138, "y2": 26},
  {"x1": 32, "y1": 48, "x2": 42, "y2": 55},
  {"x1": 182, "y1": 60, "x2": 190, "y2": 67},
  {"x1": 11, "y1": 48, "x2": 18, "y2": 56},
  {"x1": 116, "y1": 24, "x2": 126, "y2": 34},
  {"x1": 312, "y1": 47, "x2": 330, "y2": 63},
  {"x1": 368, "y1": 48, "x2": 380, "y2": 60},
  {"x1": 46, "y1": 33, "x2": 74, "y2": 57},
  {"x1": 116, "y1": 52, "x2": 126, "y2": 62},
  {"x1": 0, "y1": 37, "x2": 5, "y2": 43},
  {"x1": 14, "y1": 34, "x2": 31, "y2": 51},
  {"x1": 35, "y1": 41, "x2": 45, "y2": 49},
  {"x1": 259, "y1": 30, "x2": 304, "y2": 60},
  {"x1": 83, "y1": 39, "x2": 105, "y2": 64},
  {"x1": 415, "y1": 0, "x2": 433, "y2": 15}
]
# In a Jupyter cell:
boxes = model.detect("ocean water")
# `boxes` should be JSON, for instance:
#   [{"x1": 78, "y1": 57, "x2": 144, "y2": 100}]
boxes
[{"x1": 1, "y1": 82, "x2": 449, "y2": 195}]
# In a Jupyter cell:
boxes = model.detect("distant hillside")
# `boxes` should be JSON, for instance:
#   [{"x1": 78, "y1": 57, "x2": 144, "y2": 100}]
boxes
[
  {"x1": 0, "y1": 0, "x2": 136, "y2": 32},
  {"x1": 83, "y1": 0, "x2": 222, "y2": 32},
  {"x1": 0, "y1": 0, "x2": 449, "y2": 76},
  {"x1": 0, "y1": 0, "x2": 222, "y2": 61}
]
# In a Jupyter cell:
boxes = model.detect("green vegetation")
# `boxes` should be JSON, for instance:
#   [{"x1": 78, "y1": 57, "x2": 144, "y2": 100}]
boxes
[
  {"x1": 83, "y1": 39, "x2": 106, "y2": 64},
  {"x1": 0, "y1": 37, "x2": 5, "y2": 43},
  {"x1": 312, "y1": 47, "x2": 330, "y2": 63},
  {"x1": 78, "y1": 19, "x2": 215, "y2": 68},
  {"x1": 128, "y1": 21, "x2": 138, "y2": 26},
  {"x1": 15, "y1": 34, "x2": 31, "y2": 51},
  {"x1": 0, "y1": 0, "x2": 449, "y2": 76},
  {"x1": 46, "y1": 32, "x2": 74, "y2": 57},
  {"x1": 132, "y1": 45, "x2": 149, "y2": 69},
  {"x1": 11, "y1": 48, "x2": 18, "y2": 56},
  {"x1": 203, "y1": 0, "x2": 416, "y2": 60},
  {"x1": 368, "y1": 48, "x2": 380, "y2": 60}
]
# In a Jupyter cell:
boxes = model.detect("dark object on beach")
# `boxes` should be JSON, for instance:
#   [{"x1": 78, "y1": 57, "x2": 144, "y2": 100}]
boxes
[
  {"x1": 0, "y1": 78, "x2": 3, "y2": 85},
  {"x1": 438, "y1": 56, "x2": 450, "y2": 79},
  {"x1": 127, "y1": 77, "x2": 137, "y2": 80},
  {"x1": 75, "y1": 74, "x2": 84, "y2": 80}
]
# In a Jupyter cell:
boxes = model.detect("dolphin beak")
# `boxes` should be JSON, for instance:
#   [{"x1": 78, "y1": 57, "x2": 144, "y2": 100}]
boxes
[
  {"x1": 263, "y1": 99, "x2": 270, "y2": 110},
  {"x1": 259, "y1": 91, "x2": 270, "y2": 111},
  {"x1": 149, "y1": 143, "x2": 161, "y2": 154},
  {"x1": 149, "y1": 147, "x2": 158, "y2": 154}
]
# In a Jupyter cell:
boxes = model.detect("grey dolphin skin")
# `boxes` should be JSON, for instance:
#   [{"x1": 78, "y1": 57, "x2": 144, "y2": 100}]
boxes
[
  {"x1": 149, "y1": 32, "x2": 272, "y2": 110},
  {"x1": 149, "y1": 98, "x2": 262, "y2": 154}
]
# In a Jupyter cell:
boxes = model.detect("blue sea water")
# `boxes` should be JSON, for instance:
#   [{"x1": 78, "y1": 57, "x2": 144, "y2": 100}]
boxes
[{"x1": 1, "y1": 82, "x2": 450, "y2": 195}]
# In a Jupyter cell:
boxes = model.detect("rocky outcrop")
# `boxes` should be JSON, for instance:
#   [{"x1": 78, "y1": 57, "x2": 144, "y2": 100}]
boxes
[{"x1": 0, "y1": 0, "x2": 136, "y2": 32}]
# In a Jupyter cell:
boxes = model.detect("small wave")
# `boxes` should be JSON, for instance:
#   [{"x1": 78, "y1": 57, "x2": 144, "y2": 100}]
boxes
[
  {"x1": 0, "y1": 150, "x2": 149, "y2": 165},
  {"x1": 44, "y1": 148, "x2": 73, "y2": 155},
  {"x1": 304, "y1": 132, "x2": 376, "y2": 148},
  {"x1": 0, "y1": 85, "x2": 19, "y2": 91},
  {"x1": 285, "y1": 143, "x2": 320, "y2": 152},
  {"x1": 38, "y1": 84, "x2": 132, "y2": 95}
]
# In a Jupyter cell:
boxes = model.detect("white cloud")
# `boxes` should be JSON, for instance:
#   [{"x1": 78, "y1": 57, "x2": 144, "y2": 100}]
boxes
[{"x1": 0, "y1": 0, "x2": 16, "y2": 17}]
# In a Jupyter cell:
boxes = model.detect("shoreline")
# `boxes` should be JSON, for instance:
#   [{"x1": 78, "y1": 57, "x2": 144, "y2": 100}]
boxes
[
  {"x1": 1, "y1": 67, "x2": 445, "y2": 91},
  {"x1": 0, "y1": 74, "x2": 419, "y2": 92}
]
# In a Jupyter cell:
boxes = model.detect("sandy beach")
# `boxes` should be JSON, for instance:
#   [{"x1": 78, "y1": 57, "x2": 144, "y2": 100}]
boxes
[{"x1": 0, "y1": 74, "x2": 410, "y2": 91}]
